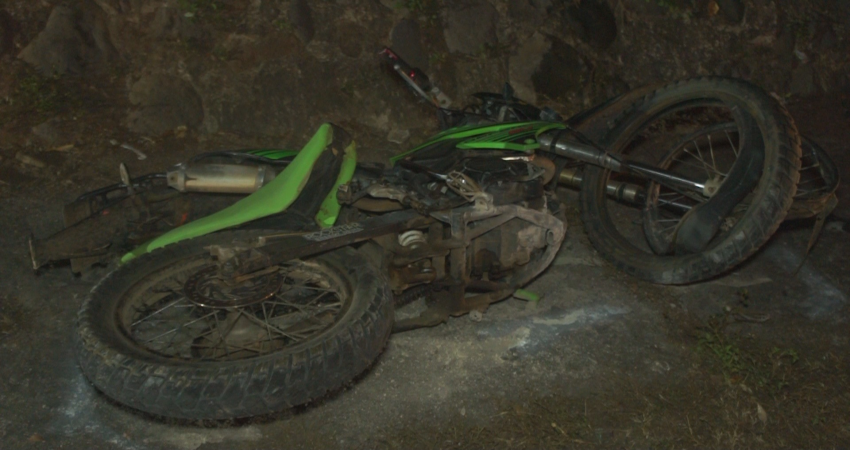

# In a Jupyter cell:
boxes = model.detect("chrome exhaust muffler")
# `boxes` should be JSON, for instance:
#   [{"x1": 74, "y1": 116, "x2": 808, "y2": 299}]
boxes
[{"x1": 166, "y1": 163, "x2": 276, "y2": 194}]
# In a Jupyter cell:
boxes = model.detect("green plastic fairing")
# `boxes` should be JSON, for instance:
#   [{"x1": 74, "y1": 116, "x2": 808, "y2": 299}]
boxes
[
  {"x1": 315, "y1": 141, "x2": 357, "y2": 228},
  {"x1": 389, "y1": 121, "x2": 566, "y2": 164},
  {"x1": 246, "y1": 149, "x2": 299, "y2": 159},
  {"x1": 121, "y1": 124, "x2": 336, "y2": 263}
]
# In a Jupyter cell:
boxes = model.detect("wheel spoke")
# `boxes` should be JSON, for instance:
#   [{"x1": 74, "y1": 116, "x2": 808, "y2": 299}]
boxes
[
  {"x1": 724, "y1": 129, "x2": 738, "y2": 157},
  {"x1": 241, "y1": 312, "x2": 305, "y2": 342},
  {"x1": 140, "y1": 309, "x2": 217, "y2": 344},
  {"x1": 708, "y1": 134, "x2": 718, "y2": 173},
  {"x1": 124, "y1": 254, "x2": 348, "y2": 361},
  {"x1": 131, "y1": 297, "x2": 187, "y2": 327}
]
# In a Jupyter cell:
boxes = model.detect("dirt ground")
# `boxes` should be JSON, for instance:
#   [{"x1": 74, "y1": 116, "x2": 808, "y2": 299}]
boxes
[{"x1": 1, "y1": 78, "x2": 850, "y2": 449}]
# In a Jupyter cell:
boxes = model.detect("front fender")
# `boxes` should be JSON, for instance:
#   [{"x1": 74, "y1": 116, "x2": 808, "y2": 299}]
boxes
[{"x1": 121, "y1": 123, "x2": 350, "y2": 263}]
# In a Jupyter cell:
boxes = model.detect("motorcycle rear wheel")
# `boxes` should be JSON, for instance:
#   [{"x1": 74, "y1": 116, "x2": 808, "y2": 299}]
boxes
[
  {"x1": 580, "y1": 77, "x2": 801, "y2": 284},
  {"x1": 75, "y1": 230, "x2": 393, "y2": 419}
]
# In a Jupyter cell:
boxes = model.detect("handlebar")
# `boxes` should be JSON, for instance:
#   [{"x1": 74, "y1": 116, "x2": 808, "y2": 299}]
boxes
[
  {"x1": 379, "y1": 47, "x2": 452, "y2": 109},
  {"x1": 380, "y1": 47, "x2": 562, "y2": 128}
]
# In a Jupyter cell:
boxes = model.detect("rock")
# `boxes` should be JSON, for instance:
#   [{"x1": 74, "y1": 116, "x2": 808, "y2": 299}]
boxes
[
  {"x1": 217, "y1": 57, "x2": 346, "y2": 138},
  {"x1": 589, "y1": 74, "x2": 630, "y2": 105},
  {"x1": 790, "y1": 64, "x2": 817, "y2": 96},
  {"x1": 771, "y1": 28, "x2": 796, "y2": 85},
  {"x1": 379, "y1": 0, "x2": 405, "y2": 11},
  {"x1": 289, "y1": 0, "x2": 315, "y2": 43},
  {"x1": 0, "y1": 10, "x2": 19, "y2": 57},
  {"x1": 507, "y1": 0, "x2": 552, "y2": 27},
  {"x1": 127, "y1": 75, "x2": 204, "y2": 135},
  {"x1": 391, "y1": 19, "x2": 428, "y2": 70},
  {"x1": 715, "y1": 0, "x2": 745, "y2": 23},
  {"x1": 16, "y1": 152, "x2": 46, "y2": 168},
  {"x1": 509, "y1": 32, "x2": 550, "y2": 104},
  {"x1": 531, "y1": 37, "x2": 585, "y2": 102},
  {"x1": 387, "y1": 128, "x2": 410, "y2": 144},
  {"x1": 625, "y1": 0, "x2": 670, "y2": 16},
  {"x1": 31, "y1": 119, "x2": 61, "y2": 146},
  {"x1": 337, "y1": 22, "x2": 366, "y2": 58},
  {"x1": 813, "y1": 21, "x2": 838, "y2": 52},
  {"x1": 563, "y1": 0, "x2": 617, "y2": 50},
  {"x1": 18, "y1": 5, "x2": 114, "y2": 75},
  {"x1": 443, "y1": 0, "x2": 499, "y2": 55}
]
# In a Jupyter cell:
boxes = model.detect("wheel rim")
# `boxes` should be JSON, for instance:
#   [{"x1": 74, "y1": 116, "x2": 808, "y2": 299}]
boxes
[
  {"x1": 599, "y1": 102, "x2": 762, "y2": 256},
  {"x1": 643, "y1": 123, "x2": 838, "y2": 253},
  {"x1": 117, "y1": 257, "x2": 350, "y2": 362},
  {"x1": 643, "y1": 122, "x2": 749, "y2": 254}
]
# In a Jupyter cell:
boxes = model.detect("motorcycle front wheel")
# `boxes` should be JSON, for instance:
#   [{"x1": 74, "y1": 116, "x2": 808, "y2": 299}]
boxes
[
  {"x1": 580, "y1": 77, "x2": 802, "y2": 284},
  {"x1": 75, "y1": 230, "x2": 393, "y2": 419}
]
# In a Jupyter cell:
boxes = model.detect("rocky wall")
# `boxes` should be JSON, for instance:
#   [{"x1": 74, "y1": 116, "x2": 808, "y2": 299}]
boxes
[{"x1": 2, "y1": 0, "x2": 849, "y2": 151}]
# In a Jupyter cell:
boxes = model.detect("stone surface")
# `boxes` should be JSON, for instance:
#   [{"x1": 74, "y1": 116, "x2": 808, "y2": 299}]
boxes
[
  {"x1": 289, "y1": 0, "x2": 315, "y2": 43},
  {"x1": 126, "y1": 75, "x2": 204, "y2": 135},
  {"x1": 0, "y1": 10, "x2": 18, "y2": 57},
  {"x1": 790, "y1": 64, "x2": 817, "y2": 96},
  {"x1": 813, "y1": 21, "x2": 838, "y2": 52},
  {"x1": 17, "y1": 5, "x2": 113, "y2": 75},
  {"x1": 715, "y1": 0, "x2": 746, "y2": 23},
  {"x1": 509, "y1": 32, "x2": 550, "y2": 104},
  {"x1": 391, "y1": 19, "x2": 428, "y2": 70},
  {"x1": 443, "y1": 0, "x2": 499, "y2": 55},
  {"x1": 337, "y1": 22, "x2": 366, "y2": 58},
  {"x1": 507, "y1": 0, "x2": 552, "y2": 27},
  {"x1": 531, "y1": 37, "x2": 585, "y2": 102},
  {"x1": 563, "y1": 0, "x2": 617, "y2": 50},
  {"x1": 31, "y1": 119, "x2": 60, "y2": 146},
  {"x1": 387, "y1": 128, "x2": 409, "y2": 144}
]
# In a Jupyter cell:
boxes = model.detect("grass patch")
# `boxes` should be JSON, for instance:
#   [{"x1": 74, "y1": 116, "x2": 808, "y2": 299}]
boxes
[
  {"x1": 1, "y1": 69, "x2": 80, "y2": 122},
  {"x1": 697, "y1": 311, "x2": 799, "y2": 395},
  {"x1": 178, "y1": 0, "x2": 220, "y2": 17},
  {"x1": 13, "y1": 73, "x2": 65, "y2": 113}
]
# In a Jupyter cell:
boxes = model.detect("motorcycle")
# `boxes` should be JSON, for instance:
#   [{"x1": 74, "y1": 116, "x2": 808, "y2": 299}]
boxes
[{"x1": 30, "y1": 48, "x2": 838, "y2": 419}]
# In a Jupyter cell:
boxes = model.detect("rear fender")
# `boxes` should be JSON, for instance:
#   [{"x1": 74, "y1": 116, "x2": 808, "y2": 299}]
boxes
[{"x1": 121, "y1": 123, "x2": 352, "y2": 262}]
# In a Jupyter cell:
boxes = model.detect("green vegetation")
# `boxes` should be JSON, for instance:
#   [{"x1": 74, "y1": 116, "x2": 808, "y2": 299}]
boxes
[
  {"x1": 177, "y1": 0, "x2": 220, "y2": 19},
  {"x1": 428, "y1": 51, "x2": 447, "y2": 66},
  {"x1": 7, "y1": 72, "x2": 73, "y2": 115},
  {"x1": 396, "y1": 0, "x2": 440, "y2": 25},
  {"x1": 272, "y1": 17, "x2": 292, "y2": 32},
  {"x1": 697, "y1": 311, "x2": 799, "y2": 395}
]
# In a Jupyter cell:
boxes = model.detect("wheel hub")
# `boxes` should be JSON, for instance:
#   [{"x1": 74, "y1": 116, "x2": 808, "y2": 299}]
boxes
[
  {"x1": 184, "y1": 266, "x2": 283, "y2": 308},
  {"x1": 702, "y1": 176, "x2": 723, "y2": 197}
]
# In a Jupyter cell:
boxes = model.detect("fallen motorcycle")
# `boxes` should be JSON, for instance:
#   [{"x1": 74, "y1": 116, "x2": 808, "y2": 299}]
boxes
[{"x1": 30, "y1": 48, "x2": 838, "y2": 419}]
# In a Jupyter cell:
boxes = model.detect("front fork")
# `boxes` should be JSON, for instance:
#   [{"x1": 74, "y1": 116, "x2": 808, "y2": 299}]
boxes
[{"x1": 538, "y1": 127, "x2": 763, "y2": 253}]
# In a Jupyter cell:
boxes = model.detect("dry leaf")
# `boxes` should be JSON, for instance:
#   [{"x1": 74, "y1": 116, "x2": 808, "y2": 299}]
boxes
[
  {"x1": 51, "y1": 143, "x2": 75, "y2": 152},
  {"x1": 16, "y1": 152, "x2": 46, "y2": 168},
  {"x1": 756, "y1": 403, "x2": 768, "y2": 424},
  {"x1": 708, "y1": 0, "x2": 720, "y2": 16}
]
